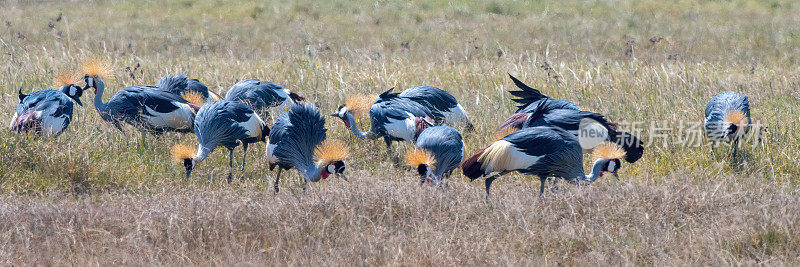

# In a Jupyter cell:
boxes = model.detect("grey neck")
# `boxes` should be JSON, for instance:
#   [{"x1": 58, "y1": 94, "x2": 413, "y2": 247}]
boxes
[
  {"x1": 92, "y1": 78, "x2": 112, "y2": 121},
  {"x1": 582, "y1": 159, "x2": 608, "y2": 183},
  {"x1": 344, "y1": 112, "x2": 374, "y2": 140}
]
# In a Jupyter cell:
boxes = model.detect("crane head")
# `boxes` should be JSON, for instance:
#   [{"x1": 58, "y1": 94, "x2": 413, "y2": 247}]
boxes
[
  {"x1": 592, "y1": 142, "x2": 626, "y2": 180},
  {"x1": 331, "y1": 105, "x2": 352, "y2": 128},
  {"x1": 406, "y1": 147, "x2": 436, "y2": 183},
  {"x1": 314, "y1": 140, "x2": 350, "y2": 180},
  {"x1": 80, "y1": 57, "x2": 114, "y2": 92},
  {"x1": 172, "y1": 144, "x2": 197, "y2": 179},
  {"x1": 724, "y1": 110, "x2": 749, "y2": 141}
]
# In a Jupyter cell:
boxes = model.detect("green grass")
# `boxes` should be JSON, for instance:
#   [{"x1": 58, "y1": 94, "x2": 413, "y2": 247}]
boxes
[{"x1": 1, "y1": 0, "x2": 800, "y2": 264}]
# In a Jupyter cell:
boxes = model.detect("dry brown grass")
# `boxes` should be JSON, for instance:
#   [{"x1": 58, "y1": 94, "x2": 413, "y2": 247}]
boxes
[
  {"x1": 0, "y1": 177, "x2": 798, "y2": 265},
  {"x1": 1, "y1": 0, "x2": 800, "y2": 264}
]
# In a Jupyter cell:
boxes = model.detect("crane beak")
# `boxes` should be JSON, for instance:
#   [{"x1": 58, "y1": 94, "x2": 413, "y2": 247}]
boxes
[
  {"x1": 338, "y1": 173, "x2": 349, "y2": 182},
  {"x1": 612, "y1": 172, "x2": 619, "y2": 180},
  {"x1": 74, "y1": 98, "x2": 83, "y2": 106}
]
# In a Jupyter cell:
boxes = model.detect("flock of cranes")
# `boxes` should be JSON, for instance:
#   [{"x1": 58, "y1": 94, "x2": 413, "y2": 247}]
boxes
[{"x1": 10, "y1": 58, "x2": 753, "y2": 198}]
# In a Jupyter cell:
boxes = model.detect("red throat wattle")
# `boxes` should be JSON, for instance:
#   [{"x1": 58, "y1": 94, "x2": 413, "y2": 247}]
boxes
[
  {"x1": 321, "y1": 171, "x2": 329, "y2": 179},
  {"x1": 343, "y1": 120, "x2": 350, "y2": 129}
]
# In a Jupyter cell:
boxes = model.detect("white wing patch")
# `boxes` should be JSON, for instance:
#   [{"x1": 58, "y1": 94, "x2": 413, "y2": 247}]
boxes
[
  {"x1": 479, "y1": 140, "x2": 543, "y2": 173},
  {"x1": 239, "y1": 113, "x2": 265, "y2": 138},
  {"x1": 384, "y1": 112, "x2": 416, "y2": 142},
  {"x1": 142, "y1": 102, "x2": 194, "y2": 130},
  {"x1": 265, "y1": 143, "x2": 278, "y2": 164}
]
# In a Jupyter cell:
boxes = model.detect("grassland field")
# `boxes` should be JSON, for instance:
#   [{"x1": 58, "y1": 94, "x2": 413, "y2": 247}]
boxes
[{"x1": 1, "y1": 0, "x2": 799, "y2": 265}]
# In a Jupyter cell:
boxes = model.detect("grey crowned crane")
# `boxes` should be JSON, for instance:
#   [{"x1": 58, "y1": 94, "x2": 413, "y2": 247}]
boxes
[
  {"x1": 405, "y1": 126, "x2": 463, "y2": 186},
  {"x1": 331, "y1": 89, "x2": 435, "y2": 151},
  {"x1": 398, "y1": 85, "x2": 473, "y2": 130},
  {"x1": 704, "y1": 91, "x2": 751, "y2": 160},
  {"x1": 497, "y1": 74, "x2": 644, "y2": 164},
  {"x1": 462, "y1": 127, "x2": 626, "y2": 199},
  {"x1": 81, "y1": 60, "x2": 203, "y2": 133},
  {"x1": 172, "y1": 100, "x2": 268, "y2": 182},
  {"x1": 501, "y1": 105, "x2": 644, "y2": 164},
  {"x1": 225, "y1": 79, "x2": 305, "y2": 114},
  {"x1": 267, "y1": 102, "x2": 349, "y2": 193},
  {"x1": 10, "y1": 72, "x2": 86, "y2": 136}
]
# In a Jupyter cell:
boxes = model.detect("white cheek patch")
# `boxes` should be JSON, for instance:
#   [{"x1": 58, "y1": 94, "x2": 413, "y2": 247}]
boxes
[
  {"x1": 327, "y1": 164, "x2": 336, "y2": 173},
  {"x1": 607, "y1": 161, "x2": 616, "y2": 172},
  {"x1": 69, "y1": 86, "x2": 77, "y2": 96},
  {"x1": 339, "y1": 107, "x2": 349, "y2": 117},
  {"x1": 87, "y1": 78, "x2": 94, "y2": 87}
]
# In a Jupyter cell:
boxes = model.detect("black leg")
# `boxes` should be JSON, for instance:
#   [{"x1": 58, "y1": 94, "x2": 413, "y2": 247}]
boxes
[
  {"x1": 273, "y1": 168, "x2": 282, "y2": 194},
  {"x1": 539, "y1": 177, "x2": 546, "y2": 196},
  {"x1": 227, "y1": 148, "x2": 234, "y2": 184},
  {"x1": 484, "y1": 175, "x2": 498, "y2": 201},
  {"x1": 241, "y1": 143, "x2": 248, "y2": 175},
  {"x1": 301, "y1": 176, "x2": 307, "y2": 194}
]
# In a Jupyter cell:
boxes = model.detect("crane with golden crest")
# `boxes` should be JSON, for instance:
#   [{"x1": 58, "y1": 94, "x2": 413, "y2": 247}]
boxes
[
  {"x1": 704, "y1": 91, "x2": 751, "y2": 162},
  {"x1": 462, "y1": 126, "x2": 627, "y2": 199},
  {"x1": 10, "y1": 71, "x2": 86, "y2": 136},
  {"x1": 267, "y1": 102, "x2": 350, "y2": 193},
  {"x1": 81, "y1": 58, "x2": 205, "y2": 133}
]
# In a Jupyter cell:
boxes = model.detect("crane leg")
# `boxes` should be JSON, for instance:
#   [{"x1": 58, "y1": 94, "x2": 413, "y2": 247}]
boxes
[
  {"x1": 301, "y1": 177, "x2": 307, "y2": 194},
  {"x1": 273, "y1": 168, "x2": 283, "y2": 194},
  {"x1": 484, "y1": 175, "x2": 498, "y2": 201},
  {"x1": 539, "y1": 177, "x2": 546, "y2": 196},
  {"x1": 227, "y1": 148, "x2": 234, "y2": 184},
  {"x1": 241, "y1": 143, "x2": 249, "y2": 175}
]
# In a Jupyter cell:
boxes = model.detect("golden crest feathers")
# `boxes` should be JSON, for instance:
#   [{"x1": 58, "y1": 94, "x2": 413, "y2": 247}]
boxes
[
  {"x1": 725, "y1": 110, "x2": 747, "y2": 126},
  {"x1": 492, "y1": 126, "x2": 519, "y2": 142},
  {"x1": 405, "y1": 147, "x2": 436, "y2": 169},
  {"x1": 171, "y1": 144, "x2": 196, "y2": 162},
  {"x1": 53, "y1": 71, "x2": 81, "y2": 87},
  {"x1": 592, "y1": 142, "x2": 626, "y2": 160},
  {"x1": 314, "y1": 139, "x2": 350, "y2": 164},
  {"x1": 181, "y1": 91, "x2": 205, "y2": 106},
  {"x1": 80, "y1": 57, "x2": 115, "y2": 79},
  {"x1": 345, "y1": 94, "x2": 377, "y2": 118}
]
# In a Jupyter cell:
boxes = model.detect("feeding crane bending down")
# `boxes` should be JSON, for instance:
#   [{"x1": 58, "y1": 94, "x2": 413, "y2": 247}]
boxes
[
  {"x1": 398, "y1": 85, "x2": 473, "y2": 130},
  {"x1": 462, "y1": 127, "x2": 626, "y2": 199},
  {"x1": 172, "y1": 100, "x2": 268, "y2": 182},
  {"x1": 10, "y1": 72, "x2": 86, "y2": 136},
  {"x1": 331, "y1": 88, "x2": 435, "y2": 152},
  {"x1": 225, "y1": 79, "x2": 305, "y2": 116},
  {"x1": 500, "y1": 105, "x2": 644, "y2": 164},
  {"x1": 704, "y1": 91, "x2": 751, "y2": 160},
  {"x1": 267, "y1": 102, "x2": 349, "y2": 193},
  {"x1": 405, "y1": 126, "x2": 463, "y2": 186},
  {"x1": 81, "y1": 59, "x2": 203, "y2": 133}
]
